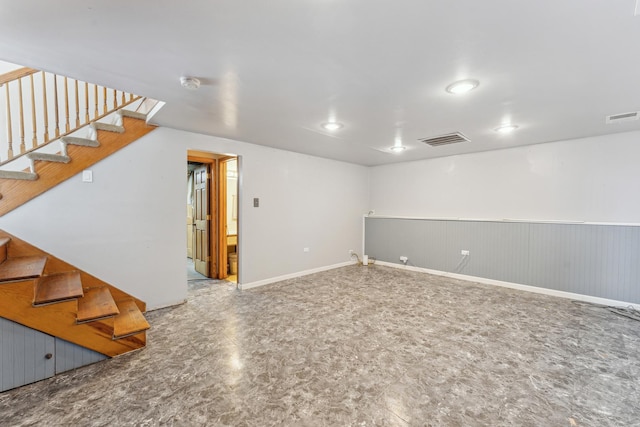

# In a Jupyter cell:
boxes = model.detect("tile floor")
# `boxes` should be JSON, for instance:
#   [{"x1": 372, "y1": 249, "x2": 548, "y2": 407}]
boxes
[
  {"x1": 187, "y1": 258, "x2": 237, "y2": 284},
  {"x1": 1, "y1": 265, "x2": 639, "y2": 426}
]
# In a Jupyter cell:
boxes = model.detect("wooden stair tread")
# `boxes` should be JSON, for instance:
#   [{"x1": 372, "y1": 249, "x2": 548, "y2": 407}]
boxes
[
  {"x1": 26, "y1": 152, "x2": 71, "y2": 164},
  {"x1": 0, "y1": 170, "x2": 38, "y2": 181},
  {"x1": 76, "y1": 286, "x2": 119, "y2": 322},
  {"x1": 0, "y1": 256, "x2": 47, "y2": 282},
  {"x1": 34, "y1": 271, "x2": 83, "y2": 305},
  {"x1": 113, "y1": 299, "x2": 150, "y2": 339}
]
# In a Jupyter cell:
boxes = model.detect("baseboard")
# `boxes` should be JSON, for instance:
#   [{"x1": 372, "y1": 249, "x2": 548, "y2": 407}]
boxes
[
  {"x1": 240, "y1": 261, "x2": 356, "y2": 290},
  {"x1": 375, "y1": 261, "x2": 640, "y2": 310},
  {"x1": 146, "y1": 298, "x2": 187, "y2": 312}
]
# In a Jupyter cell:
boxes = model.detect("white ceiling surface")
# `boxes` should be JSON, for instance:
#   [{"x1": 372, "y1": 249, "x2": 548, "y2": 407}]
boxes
[{"x1": 0, "y1": 1, "x2": 639, "y2": 166}]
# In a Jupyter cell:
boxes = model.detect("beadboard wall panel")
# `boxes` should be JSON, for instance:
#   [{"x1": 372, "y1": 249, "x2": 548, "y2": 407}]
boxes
[{"x1": 365, "y1": 217, "x2": 640, "y2": 304}]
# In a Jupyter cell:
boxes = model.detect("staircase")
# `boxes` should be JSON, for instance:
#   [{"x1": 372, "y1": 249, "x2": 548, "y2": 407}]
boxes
[
  {"x1": 0, "y1": 230, "x2": 149, "y2": 357},
  {"x1": 0, "y1": 106, "x2": 157, "y2": 216},
  {"x1": 0, "y1": 67, "x2": 157, "y2": 385}
]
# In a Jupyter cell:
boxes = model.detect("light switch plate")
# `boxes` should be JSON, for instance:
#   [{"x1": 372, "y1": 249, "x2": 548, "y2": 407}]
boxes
[{"x1": 82, "y1": 170, "x2": 93, "y2": 183}]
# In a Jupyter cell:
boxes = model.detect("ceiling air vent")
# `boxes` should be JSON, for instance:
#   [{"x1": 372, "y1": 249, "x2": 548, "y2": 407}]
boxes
[
  {"x1": 419, "y1": 132, "x2": 470, "y2": 147},
  {"x1": 606, "y1": 111, "x2": 639, "y2": 124}
]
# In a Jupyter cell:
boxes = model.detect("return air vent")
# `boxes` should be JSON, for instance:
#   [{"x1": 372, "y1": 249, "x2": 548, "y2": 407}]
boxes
[
  {"x1": 419, "y1": 132, "x2": 470, "y2": 147},
  {"x1": 606, "y1": 111, "x2": 639, "y2": 124}
]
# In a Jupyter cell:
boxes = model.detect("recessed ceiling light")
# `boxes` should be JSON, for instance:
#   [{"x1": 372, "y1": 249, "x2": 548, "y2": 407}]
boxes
[
  {"x1": 494, "y1": 124, "x2": 519, "y2": 133},
  {"x1": 180, "y1": 76, "x2": 201, "y2": 90},
  {"x1": 389, "y1": 145, "x2": 406, "y2": 153},
  {"x1": 321, "y1": 122, "x2": 343, "y2": 131},
  {"x1": 445, "y1": 79, "x2": 479, "y2": 95}
]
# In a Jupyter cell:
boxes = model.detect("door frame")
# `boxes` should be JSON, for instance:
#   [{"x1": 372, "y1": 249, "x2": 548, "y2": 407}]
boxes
[{"x1": 216, "y1": 156, "x2": 239, "y2": 280}]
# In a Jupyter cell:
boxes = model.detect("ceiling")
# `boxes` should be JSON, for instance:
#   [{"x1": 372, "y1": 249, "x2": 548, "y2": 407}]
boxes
[{"x1": 0, "y1": 1, "x2": 639, "y2": 166}]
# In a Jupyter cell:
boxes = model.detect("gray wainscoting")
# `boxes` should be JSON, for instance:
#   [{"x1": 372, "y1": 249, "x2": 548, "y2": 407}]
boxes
[
  {"x1": 55, "y1": 336, "x2": 107, "y2": 374},
  {"x1": 365, "y1": 217, "x2": 640, "y2": 304},
  {"x1": 1, "y1": 317, "x2": 107, "y2": 392},
  {"x1": 0, "y1": 317, "x2": 54, "y2": 392}
]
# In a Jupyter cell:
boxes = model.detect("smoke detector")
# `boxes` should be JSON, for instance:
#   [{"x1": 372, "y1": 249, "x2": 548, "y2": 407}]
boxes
[{"x1": 180, "y1": 76, "x2": 201, "y2": 90}]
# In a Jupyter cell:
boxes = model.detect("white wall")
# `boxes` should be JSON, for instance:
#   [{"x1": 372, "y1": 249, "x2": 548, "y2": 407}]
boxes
[
  {"x1": 0, "y1": 127, "x2": 369, "y2": 309},
  {"x1": 369, "y1": 131, "x2": 640, "y2": 224}
]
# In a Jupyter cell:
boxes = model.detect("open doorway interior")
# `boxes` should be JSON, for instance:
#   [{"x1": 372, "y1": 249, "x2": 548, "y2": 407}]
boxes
[
  {"x1": 225, "y1": 159, "x2": 238, "y2": 282},
  {"x1": 186, "y1": 151, "x2": 238, "y2": 284}
]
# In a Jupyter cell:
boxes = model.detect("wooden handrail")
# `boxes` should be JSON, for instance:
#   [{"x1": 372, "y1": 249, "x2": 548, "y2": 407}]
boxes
[
  {"x1": 0, "y1": 65, "x2": 144, "y2": 166},
  {"x1": 0, "y1": 67, "x2": 38, "y2": 86},
  {"x1": 0, "y1": 95, "x2": 142, "y2": 166}
]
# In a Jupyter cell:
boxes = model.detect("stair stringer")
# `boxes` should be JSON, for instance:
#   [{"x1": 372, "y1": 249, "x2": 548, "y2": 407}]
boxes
[
  {"x1": 0, "y1": 230, "x2": 147, "y2": 357},
  {"x1": 0, "y1": 116, "x2": 157, "y2": 217}
]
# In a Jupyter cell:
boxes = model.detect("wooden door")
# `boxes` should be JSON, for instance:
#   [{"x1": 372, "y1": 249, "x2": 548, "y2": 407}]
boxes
[{"x1": 193, "y1": 165, "x2": 210, "y2": 276}]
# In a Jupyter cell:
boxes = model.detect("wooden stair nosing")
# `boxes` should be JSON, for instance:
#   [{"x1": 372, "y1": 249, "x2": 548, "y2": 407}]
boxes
[
  {"x1": 0, "y1": 255, "x2": 47, "y2": 282},
  {"x1": 33, "y1": 271, "x2": 83, "y2": 305},
  {"x1": 76, "y1": 286, "x2": 119, "y2": 323},
  {"x1": 112, "y1": 299, "x2": 150, "y2": 340}
]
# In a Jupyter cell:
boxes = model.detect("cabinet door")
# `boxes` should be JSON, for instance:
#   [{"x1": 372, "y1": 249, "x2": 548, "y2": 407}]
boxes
[{"x1": 0, "y1": 317, "x2": 55, "y2": 392}]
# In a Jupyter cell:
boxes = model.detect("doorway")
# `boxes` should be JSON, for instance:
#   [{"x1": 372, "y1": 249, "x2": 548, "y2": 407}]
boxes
[{"x1": 186, "y1": 151, "x2": 238, "y2": 284}]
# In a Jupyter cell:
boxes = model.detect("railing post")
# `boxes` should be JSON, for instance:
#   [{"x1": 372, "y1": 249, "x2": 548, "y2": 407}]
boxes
[
  {"x1": 74, "y1": 80, "x2": 80, "y2": 128},
  {"x1": 53, "y1": 74, "x2": 61, "y2": 138},
  {"x1": 103, "y1": 87, "x2": 107, "y2": 114},
  {"x1": 41, "y1": 71, "x2": 49, "y2": 143},
  {"x1": 62, "y1": 76, "x2": 69, "y2": 135},
  {"x1": 18, "y1": 77, "x2": 25, "y2": 154},
  {"x1": 93, "y1": 84, "x2": 98, "y2": 118},
  {"x1": 84, "y1": 82, "x2": 90, "y2": 123},
  {"x1": 5, "y1": 83, "x2": 13, "y2": 160},
  {"x1": 30, "y1": 74, "x2": 37, "y2": 148}
]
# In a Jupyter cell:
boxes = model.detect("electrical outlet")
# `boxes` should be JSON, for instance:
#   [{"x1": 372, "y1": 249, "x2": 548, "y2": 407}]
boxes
[
  {"x1": 399, "y1": 256, "x2": 408, "y2": 263},
  {"x1": 349, "y1": 249, "x2": 354, "y2": 256},
  {"x1": 303, "y1": 247, "x2": 310, "y2": 253},
  {"x1": 461, "y1": 250, "x2": 470, "y2": 256}
]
